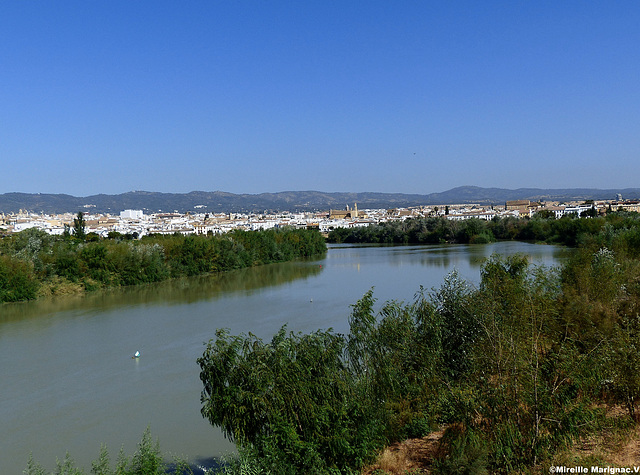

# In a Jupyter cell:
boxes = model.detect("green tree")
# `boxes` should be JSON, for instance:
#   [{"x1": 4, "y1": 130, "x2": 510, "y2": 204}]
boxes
[
  {"x1": 128, "y1": 427, "x2": 165, "y2": 475},
  {"x1": 73, "y1": 212, "x2": 86, "y2": 241},
  {"x1": 535, "y1": 209, "x2": 555, "y2": 220},
  {"x1": 198, "y1": 326, "x2": 374, "y2": 473},
  {"x1": 0, "y1": 254, "x2": 40, "y2": 301},
  {"x1": 90, "y1": 445, "x2": 110, "y2": 475},
  {"x1": 431, "y1": 270, "x2": 477, "y2": 380}
]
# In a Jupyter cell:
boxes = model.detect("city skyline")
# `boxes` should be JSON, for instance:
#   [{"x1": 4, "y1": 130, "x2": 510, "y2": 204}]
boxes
[{"x1": 2, "y1": 1, "x2": 639, "y2": 196}]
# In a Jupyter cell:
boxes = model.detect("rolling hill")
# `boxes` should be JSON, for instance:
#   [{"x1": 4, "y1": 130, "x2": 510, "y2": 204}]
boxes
[{"x1": 0, "y1": 187, "x2": 637, "y2": 214}]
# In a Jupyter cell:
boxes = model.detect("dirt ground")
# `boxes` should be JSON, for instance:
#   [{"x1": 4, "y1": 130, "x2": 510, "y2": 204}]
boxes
[
  {"x1": 361, "y1": 429, "x2": 445, "y2": 475},
  {"x1": 361, "y1": 414, "x2": 640, "y2": 474},
  {"x1": 572, "y1": 420, "x2": 640, "y2": 466}
]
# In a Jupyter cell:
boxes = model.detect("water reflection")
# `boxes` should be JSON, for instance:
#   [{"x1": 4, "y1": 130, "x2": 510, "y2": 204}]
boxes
[
  {"x1": 0, "y1": 259, "x2": 324, "y2": 324},
  {"x1": 328, "y1": 242, "x2": 568, "y2": 273}
]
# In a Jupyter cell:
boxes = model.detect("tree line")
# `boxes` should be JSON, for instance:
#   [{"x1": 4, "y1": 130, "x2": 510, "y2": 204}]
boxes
[
  {"x1": 198, "y1": 212, "x2": 640, "y2": 473},
  {"x1": 327, "y1": 211, "x2": 640, "y2": 247},
  {"x1": 0, "y1": 223, "x2": 326, "y2": 303}
]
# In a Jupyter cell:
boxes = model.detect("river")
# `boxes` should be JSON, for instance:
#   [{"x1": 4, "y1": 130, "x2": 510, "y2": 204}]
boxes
[{"x1": 0, "y1": 242, "x2": 566, "y2": 473}]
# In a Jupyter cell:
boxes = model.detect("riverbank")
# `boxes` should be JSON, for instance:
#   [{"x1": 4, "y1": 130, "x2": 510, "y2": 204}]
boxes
[{"x1": 0, "y1": 227, "x2": 327, "y2": 303}]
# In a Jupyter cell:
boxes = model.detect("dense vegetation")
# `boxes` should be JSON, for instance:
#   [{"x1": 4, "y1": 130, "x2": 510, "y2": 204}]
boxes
[
  {"x1": 0, "y1": 224, "x2": 326, "y2": 303},
  {"x1": 326, "y1": 211, "x2": 624, "y2": 246},
  {"x1": 24, "y1": 428, "x2": 181, "y2": 475},
  {"x1": 21, "y1": 211, "x2": 640, "y2": 473},
  {"x1": 198, "y1": 212, "x2": 640, "y2": 473}
]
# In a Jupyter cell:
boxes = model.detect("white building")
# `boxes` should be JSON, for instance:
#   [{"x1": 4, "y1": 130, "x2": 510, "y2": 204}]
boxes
[
  {"x1": 563, "y1": 205, "x2": 594, "y2": 216},
  {"x1": 120, "y1": 209, "x2": 144, "y2": 219}
]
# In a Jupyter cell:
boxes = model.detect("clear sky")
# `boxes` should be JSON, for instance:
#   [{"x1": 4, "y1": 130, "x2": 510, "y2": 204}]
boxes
[{"x1": 1, "y1": 1, "x2": 638, "y2": 196}]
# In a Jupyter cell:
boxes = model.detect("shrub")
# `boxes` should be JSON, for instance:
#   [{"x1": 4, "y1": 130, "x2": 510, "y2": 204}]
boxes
[
  {"x1": 23, "y1": 428, "x2": 186, "y2": 475},
  {"x1": 434, "y1": 427, "x2": 488, "y2": 475},
  {"x1": 0, "y1": 254, "x2": 40, "y2": 301},
  {"x1": 199, "y1": 326, "x2": 376, "y2": 473}
]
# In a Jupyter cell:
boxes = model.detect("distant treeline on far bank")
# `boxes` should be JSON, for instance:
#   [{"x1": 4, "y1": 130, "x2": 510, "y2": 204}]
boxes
[
  {"x1": 327, "y1": 210, "x2": 640, "y2": 247},
  {"x1": 0, "y1": 223, "x2": 326, "y2": 303}
]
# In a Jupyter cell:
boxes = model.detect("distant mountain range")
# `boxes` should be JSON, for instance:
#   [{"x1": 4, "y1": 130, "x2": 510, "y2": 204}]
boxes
[{"x1": 1, "y1": 187, "x2": 638, "y2": 214}]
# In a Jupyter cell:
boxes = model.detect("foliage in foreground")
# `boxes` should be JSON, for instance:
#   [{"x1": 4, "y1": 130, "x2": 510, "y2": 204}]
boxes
[
  {"x1": 24, "y1": 427, "x2": 191, "y2": 475},
  {"x1": 200, "y1": 221, "x2": 640, "y2": 473},
  {"x1": 0, "y1": 226, "x2": 326, "y2": 303}
]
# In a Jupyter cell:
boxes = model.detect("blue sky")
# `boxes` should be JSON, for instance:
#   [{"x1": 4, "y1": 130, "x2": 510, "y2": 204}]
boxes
[{"x1": 1, "y1": 1, "x2": 639, "y2": 196}]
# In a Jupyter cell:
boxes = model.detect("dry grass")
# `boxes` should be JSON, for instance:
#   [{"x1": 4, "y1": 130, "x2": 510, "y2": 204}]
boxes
[
  {"x1": 37, "y1": 276, "x2": 85, "y2": 297},
  {"x1": 563, "y1": 411, "x2": 640, "y2": 467},
  {"x1": 361, "y1": 429, "x2": 445, "y2": 475},
  {"x1": 361, "y1": 408, "x2": 640, "y2": 474}
]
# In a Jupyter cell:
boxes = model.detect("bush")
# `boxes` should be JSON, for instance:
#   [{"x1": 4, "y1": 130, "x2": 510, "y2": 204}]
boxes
[
  {"x1": 199, "y1": 326, "x2": 376, "y2": 473},
  {"x1": 0, "y1": 254, "x2": 40, "y2": 301},
  {"x1": 23, "y1": 428, "x2": 184, "y2": 475},
  {"x1": 434, "y1": 426, "x2": 488, "y2": 475}
]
